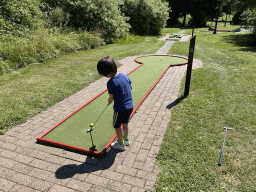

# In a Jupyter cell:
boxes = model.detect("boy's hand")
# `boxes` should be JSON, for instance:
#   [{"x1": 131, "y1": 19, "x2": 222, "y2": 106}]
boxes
[{"x1": 108, "y1": 94, "x2": 114, "y2": 104}]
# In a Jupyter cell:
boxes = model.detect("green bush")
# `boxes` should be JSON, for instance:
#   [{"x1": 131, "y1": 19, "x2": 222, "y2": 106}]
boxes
[
  {"x1": 62, "y1": 0, "x2": 130, "y2": 43},
  {"x1": 241, "y1": 8, "x2": 256, "y2": 32},
  {"x1": 48, "y1": 7, "x2": 66, "y2": 27},
  {"x1": 0, "y1": 0, "x2": 43, "y2": 35},
  {"x1": 241, "y1": 8, "x2": 256, "y2": 44},
  {"x1": 120, "y1": 0, "x2": 169, "y2": 35}
]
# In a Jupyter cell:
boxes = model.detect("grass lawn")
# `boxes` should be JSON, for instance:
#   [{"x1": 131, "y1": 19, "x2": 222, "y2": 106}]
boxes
[
  {"x1": 207, "y1": 21, "x2": 236, "y2": 31},
  {"x1": 0, "y1": 35, "x2": 165, "y2": 134},
  {"x1": 155, "y1": 28, "x2": 256, "y2": 191},
  {"x1": 1, "y1": 24, "x2": 255, "y2": 191}
]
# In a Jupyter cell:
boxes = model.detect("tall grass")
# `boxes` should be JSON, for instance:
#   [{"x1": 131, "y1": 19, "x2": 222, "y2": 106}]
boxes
[{"x1": 0, "y1": 28, "x2": 105, "y2": 75}]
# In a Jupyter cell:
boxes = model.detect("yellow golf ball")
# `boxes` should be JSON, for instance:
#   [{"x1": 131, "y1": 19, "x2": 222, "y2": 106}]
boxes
[{"x1": 90, "y1": 123, "x2": 94, "y2": 127}]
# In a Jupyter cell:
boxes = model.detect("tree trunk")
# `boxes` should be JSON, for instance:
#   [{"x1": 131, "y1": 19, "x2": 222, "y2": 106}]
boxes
[
  {"x1": 183, "y1": 12, "x2": 187, "y2": 27},
  {"x1": 224, "y1": 13, "x2": 228, "y2": 27}
]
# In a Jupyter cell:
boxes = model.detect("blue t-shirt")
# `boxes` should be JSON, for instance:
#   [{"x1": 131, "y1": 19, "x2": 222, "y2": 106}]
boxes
[{"x1": 107, "y1": 73, "x2": 134, "y2": 112}]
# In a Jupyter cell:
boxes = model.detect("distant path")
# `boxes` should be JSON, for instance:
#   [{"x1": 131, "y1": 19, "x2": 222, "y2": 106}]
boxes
[{"x1": 156, "y1": 31, "x2": 191, "y2": 54}]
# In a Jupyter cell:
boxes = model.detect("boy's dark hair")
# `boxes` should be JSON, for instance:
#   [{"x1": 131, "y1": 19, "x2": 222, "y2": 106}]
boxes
[{"x1": 97, "y1": 56, "x2": 117, "y2": 76}]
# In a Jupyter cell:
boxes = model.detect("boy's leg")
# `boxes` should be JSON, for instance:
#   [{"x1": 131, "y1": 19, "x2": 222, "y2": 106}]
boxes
[
  {"x1": 111, "y1": 127, "x2": 125, "y2": 150},
  {"x1": 111, "y1": 111, "x2": 126, "y2": 150},
  {"x1": 122, "y1": 123, "x2": 128, "y2": 136},
  {"x1": 122, "y1": 123, "x2": 130, "y2": 145},
  {"x1": 121, "y1": 108, "x2": 133, "y2": 145},
  {"x1": 115, "y1": 127, "x2": 124, "y2": 146}
]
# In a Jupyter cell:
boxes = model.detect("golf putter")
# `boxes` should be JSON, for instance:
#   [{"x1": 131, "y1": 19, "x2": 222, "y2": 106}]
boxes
[
  {"x1": 88, "y1": 129, "x2": 96, "y2": 150},
  {"x1": 86, "y1": 103, "x2": 110, "y2": 150},
  {"x1": 218, "y1": 127, "x2": 232, "y2": 166},
  {"x1": 86, "y1": 103, "x2": 110, "y2": 133}
]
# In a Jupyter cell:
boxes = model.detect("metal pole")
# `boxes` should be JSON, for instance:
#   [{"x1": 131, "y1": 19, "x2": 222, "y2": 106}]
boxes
[{"x1": 89, "y1": 131, "x2": 96, "y2": 150}]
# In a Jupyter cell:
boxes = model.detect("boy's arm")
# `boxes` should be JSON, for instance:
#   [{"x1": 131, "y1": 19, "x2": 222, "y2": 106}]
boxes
[{"x1": 108, "y1": 94, "x2": 114, "y2": 104}]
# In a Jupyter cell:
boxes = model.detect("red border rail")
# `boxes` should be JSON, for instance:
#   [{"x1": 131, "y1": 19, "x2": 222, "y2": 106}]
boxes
[{"x1": 37, "y1": 55, "x2": 188, "y2": 156}]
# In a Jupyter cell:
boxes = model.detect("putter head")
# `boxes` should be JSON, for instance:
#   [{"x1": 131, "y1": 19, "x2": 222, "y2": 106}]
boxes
[
  {"x1": 224, "y1": 127, "x2": 232, "y2": 130},
  {"x1": 89, "y1": 145, "x2": 97, "y2": 151},
  {"x1": 87, "y1": 127, "x2": 94, "y2": 133}
]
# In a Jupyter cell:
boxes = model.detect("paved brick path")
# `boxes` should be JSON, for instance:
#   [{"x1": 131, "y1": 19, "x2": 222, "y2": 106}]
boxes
[{"x1": 0, "y1": 32, "x2": 202, "y2": 192}]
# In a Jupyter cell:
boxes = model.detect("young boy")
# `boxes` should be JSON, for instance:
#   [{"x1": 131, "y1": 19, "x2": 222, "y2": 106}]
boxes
[{"x1": 97, "y1": 56, "x2": 134, "y2": 151}]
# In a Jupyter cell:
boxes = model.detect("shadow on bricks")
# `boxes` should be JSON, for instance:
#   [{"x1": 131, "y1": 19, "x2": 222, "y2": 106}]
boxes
[
  {"x1": 55, "y1": 149, "x2": 120, "y2": 179},
  {"x1": 166, "y1": 95, "x2": 187, "y2": 109}
]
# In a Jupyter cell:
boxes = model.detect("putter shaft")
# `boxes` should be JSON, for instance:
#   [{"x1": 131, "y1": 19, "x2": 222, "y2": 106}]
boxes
[
  {"x1": 86, "y1": 103, "x2": 110, "y2": 133},
  {"x1": 93, "y1": 103, "x2": 110, "y2": 126}
]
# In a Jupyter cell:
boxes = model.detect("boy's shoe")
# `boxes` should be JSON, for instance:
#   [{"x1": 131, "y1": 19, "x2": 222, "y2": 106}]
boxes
[
  {"x1": 111, "y1": 141, "x2": 126, "y2": 151},
  {"x1": 124, "y1": 139, "x2": 130, "y2": 146}
]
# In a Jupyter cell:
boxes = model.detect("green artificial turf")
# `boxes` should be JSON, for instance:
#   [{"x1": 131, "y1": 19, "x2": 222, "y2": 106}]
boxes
[
  {"x1": 42, "y1": 56, "x2": 187, "y2": 152},
  {"x1": 167, "y1": 34, "x2": 184, "y2": 41}
]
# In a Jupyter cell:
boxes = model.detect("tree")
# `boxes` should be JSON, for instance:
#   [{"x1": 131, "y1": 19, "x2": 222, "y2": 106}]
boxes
[
  {"x1": 0, "y1": 0, "x2": 43, "y2": 34},
  {"x1": 241, "y1": 8, "x2": 256, "y2": 44},
  {"x1": 222, "y1": 0, "x2": 232, "y2": 26},
  {"x1": 188, "y1": 0, "x2": 221, "y2": 27},
  {"x1": 231, "y1": 0, "x2": 256, "y2": 24},
  {"x1": 121, "y1": 0, "x2": 170, "y2": 35},
  {"x1": 165, "y1": 0, "x2": 224, "y2": 27},
  {"x1": 62, "y1": 0, "x2": 130, "y2": 43}
]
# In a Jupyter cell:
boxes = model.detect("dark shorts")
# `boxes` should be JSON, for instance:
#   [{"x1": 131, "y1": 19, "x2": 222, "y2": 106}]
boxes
[{"x1": 113, "y1": 108, "x2": 133, "y2": 128}]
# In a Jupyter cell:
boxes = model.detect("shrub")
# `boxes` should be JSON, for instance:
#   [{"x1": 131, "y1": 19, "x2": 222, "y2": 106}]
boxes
[
  {"x1": 0, "y1": 0, "x2": 43, "y2": 35},
  {"x1": 241, "y1": 8, "x2": 256, "y2": 44},
  {"x1": 241, "y1": 8, "x2": 256, "y2": 32},
  {"x1": 0, "y1": 58, "x2": 10, "y2": 75},
  {"x1": 120, "y1": 0, "x2": 169, "y2": 35},
  {"x1": 78, "y1": 30, "x2": 105, "y2": 49},
  {"x1": 48, "y1": 7, "x2": 66, "y2": 27},
  {"x1": 62, "y1": 0, "x2": 130, "y2": 43}
]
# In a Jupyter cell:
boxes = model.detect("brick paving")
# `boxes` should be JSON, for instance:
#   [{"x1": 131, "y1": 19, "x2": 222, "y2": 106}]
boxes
[{"x1": 0, "y1": 32, "x2": 203, "y2": 191}]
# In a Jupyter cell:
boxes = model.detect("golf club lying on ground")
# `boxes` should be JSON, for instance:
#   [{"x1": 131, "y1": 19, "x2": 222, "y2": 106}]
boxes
[{"x1": 218, "y1": 127, "x2": 232, "y2": 166}]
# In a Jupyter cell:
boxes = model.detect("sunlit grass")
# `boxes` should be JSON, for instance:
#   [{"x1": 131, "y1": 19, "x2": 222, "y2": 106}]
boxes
[{"x1": 156, "y1": 28, "x2": 256, "y2": 191}]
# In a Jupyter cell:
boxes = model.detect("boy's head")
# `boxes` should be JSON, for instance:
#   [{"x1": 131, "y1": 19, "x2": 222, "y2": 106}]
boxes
[{"x1": 97, "y1": 56, "x2": 117, "y2": 78}]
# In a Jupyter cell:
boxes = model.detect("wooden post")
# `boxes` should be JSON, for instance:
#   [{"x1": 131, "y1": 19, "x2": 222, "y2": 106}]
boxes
[{"x1": 184, "y1": 35, "x2": 196, "y2": 97}]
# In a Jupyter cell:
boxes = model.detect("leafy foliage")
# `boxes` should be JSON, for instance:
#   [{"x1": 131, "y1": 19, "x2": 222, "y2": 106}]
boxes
[
  {"x1": 47, "y1": 7, "x2": 67, "y2": 27},
  {"x1": 0, "y1": 0, "x2": 43, "y2": 35},
  {"x1": 241, "y1": 8, "x2": 256, "y2": 43},
  {"x1": 241, "y1": 8, "x2": 256, "y2": 28},
  {"x1": 0, "y1": 0, "x2": 170, "y2": 73},
  {"x1": 121, "y1": 0, "x2": 170, "y2": 35},
  {"x1": 62, "y1": 0, "x2": 131, "y2": 43}
]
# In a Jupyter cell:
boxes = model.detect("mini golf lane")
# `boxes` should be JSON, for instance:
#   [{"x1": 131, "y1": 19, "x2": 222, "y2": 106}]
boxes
[{"x1": 37, "y1": 55, "x2": 187, "y2": 156}]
